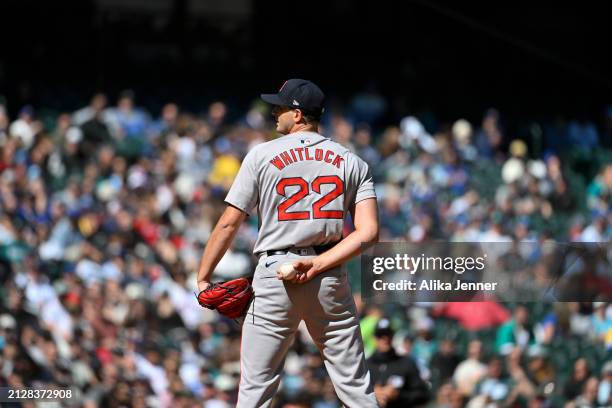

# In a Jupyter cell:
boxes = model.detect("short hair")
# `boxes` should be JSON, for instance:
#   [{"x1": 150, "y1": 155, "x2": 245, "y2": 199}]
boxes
[{"x1": 301, "y1": 111, "x2": 321, "y2": 125}]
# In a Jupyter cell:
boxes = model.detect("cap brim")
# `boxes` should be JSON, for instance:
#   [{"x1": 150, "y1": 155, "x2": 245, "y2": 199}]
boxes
[{"x1": 260, "y1": 93, "x2": 285, "y2": 106}]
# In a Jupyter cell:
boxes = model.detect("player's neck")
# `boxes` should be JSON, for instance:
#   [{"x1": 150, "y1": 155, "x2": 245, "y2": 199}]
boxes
[{"x1": 289, "y1": 123, "x2": 318, "y2": 134}]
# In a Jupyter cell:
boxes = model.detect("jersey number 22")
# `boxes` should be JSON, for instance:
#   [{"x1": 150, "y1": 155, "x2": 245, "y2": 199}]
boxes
[{"x1": 276, "y1": 175, "x2": 344, "y2": 221}]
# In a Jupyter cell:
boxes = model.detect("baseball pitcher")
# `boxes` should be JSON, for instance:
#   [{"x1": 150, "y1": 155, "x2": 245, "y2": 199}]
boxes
[{"x1": 196, "y1": 79, "x2": 380, "y2": 407}]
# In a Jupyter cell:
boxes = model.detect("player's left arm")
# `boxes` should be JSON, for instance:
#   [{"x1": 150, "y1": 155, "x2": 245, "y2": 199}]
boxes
[
  {"x1": 293, "y1": 197, "x2": 379, "y2": 282},
  {"x1": 196, "y1": 205, "x2": 247, "y2": 291}
]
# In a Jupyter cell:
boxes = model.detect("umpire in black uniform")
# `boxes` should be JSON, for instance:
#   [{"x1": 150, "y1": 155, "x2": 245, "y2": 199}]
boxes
[{"x1": 367, "y1": 318, "x2": 430, "y2": 407}]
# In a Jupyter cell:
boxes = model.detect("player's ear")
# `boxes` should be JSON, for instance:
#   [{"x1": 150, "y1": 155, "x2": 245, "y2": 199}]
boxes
[{"x1": 293, "y1": 109, "x2": 304, "y2": 123}]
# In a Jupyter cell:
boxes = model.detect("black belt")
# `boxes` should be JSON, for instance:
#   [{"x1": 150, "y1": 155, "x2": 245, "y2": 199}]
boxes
[{"x1": 266, "y1": 242, "x2": 338, "y2": 257}]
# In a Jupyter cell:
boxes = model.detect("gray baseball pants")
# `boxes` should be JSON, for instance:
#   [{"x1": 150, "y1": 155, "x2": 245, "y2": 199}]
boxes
[{"x1": 237, "y1": 249, "x2": 378, "y2": 408}]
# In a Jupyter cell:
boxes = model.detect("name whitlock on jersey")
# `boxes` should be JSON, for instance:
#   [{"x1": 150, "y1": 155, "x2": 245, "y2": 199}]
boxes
[{"x1": 225, "y1": 131, "x2": 376, "y2": 255}]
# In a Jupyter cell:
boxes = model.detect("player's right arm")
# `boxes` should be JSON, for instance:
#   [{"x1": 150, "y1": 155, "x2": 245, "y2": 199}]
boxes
[
  {"x1": 196, "y1": 205, "x2": 247, "y2": 291},
  {"x1": 196, "y1": 147, "x2": 259, "y2": 291}
]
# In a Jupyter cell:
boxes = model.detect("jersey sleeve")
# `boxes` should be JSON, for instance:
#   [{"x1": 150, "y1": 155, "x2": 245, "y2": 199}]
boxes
[
  {"x1": 224, "y1": 149, "x2": 259, "y2": 213},
  {"x1": 349, "y1": 153, "x2": 376, "y2": 204}
]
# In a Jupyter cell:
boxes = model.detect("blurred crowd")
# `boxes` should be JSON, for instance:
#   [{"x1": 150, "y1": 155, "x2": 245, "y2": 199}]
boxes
[{"x1": 0, "y1": 90, "x2": 611, "y2": 407}]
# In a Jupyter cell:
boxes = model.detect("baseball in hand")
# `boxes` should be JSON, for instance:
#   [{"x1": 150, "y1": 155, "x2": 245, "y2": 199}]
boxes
[{"x1": 278, "y1": 263, "x2": 297, "y2": 280}]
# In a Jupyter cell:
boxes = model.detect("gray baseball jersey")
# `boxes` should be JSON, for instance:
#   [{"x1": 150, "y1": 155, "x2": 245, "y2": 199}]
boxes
[
  {"x1": 225, "y1": 131, "x2": 376, "y2": 254},
  {"x1": 228, "y1": 130, "x2": 379, "y2": 407}
]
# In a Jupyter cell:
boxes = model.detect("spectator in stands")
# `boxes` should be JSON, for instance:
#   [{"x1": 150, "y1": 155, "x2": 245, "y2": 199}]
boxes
[
  {"x1": 206, "y1": 101, "x2": 228, "y2": 134},
  {"x1": 453, "y1": 339, "x2": 487, "y2": 397},
  {"x1": 525, "y1": 345, "x2": 555, "y2": 389},
  {"x1": 592, "y1": 302, "x2": 612, "y2": 343},
  {"x1": 579, "y1": 213, "x2": 608, "y2": 242},
  {"x1": 451, "y1": 119, "x2": 477, "y2": 162},
  {"x1": 379, "y1": 185, "x2": 409, "y2": 238},
  {"x1": 587, "y1": 164, "x2": 612, "y2": 214},
  {"x1": 354, "y1": 123, "x2": 381, "y2": 168},
  {"x1": 149, "y1": 103, "x2": 179, "y2": 143},
  {"x1": 72, "y1": 92, "x2": 109, "y2": 126},
  {"x1": 545, "y1": 153, "x2": 576, "y2": 213},
  {"x1": 108, "y1": 90, "x2": 150, "y2": 139},
  {"x1": 430, "y1": 382, "x2": 464, "y2": 408},
  {"x1": 567, "y1": 119, "x2": 599, "y2": 150},
  {"x1": 564, "y1": 358, "x2": 591, "y2": 401},
  {"x1": 430, "y1": 337, "x2": 461, "y2": 387},
  {"x1": 0, "y1": 102, "x2": 9, "y2": 143},
  {"x1": 572, "y1": 376, "x2": 599, "y2": 408},
  {"x1": 496, "y1": 305, "x2": 535, "y2": 354},
  {"x1": 597, "y1": 361, "x2": 612, "y2": 407},
  {"x1": 360, "y1": 304, "x2": 384, "y2": 357},
  {"x1": 329, "y1": 115, "x2": 355, "y2": 151},
  {"x1": 277, "y1": 391, "x2": 314, "y2": 408},
  {"x1": 9, "y1": 105, "x2": 40, "y2": 150},
  {"x1": 470, "y1": 356, "x2": 510, "y2": 406},
  {"x1": 432, "y1": 301, "x2": 510, "y2": 332},
  {"x1": 504, "y1": 347, "x2": 538, "y2": 404},
  {"x1": 411, "y1": 316, "x2": 437, "y2": 368},
  {"x1": 474, "y1": 108, "x2": 503, "y2": 161},
  {"x1": 368, "y1": 318, "x2": 430, "y2": 407}
]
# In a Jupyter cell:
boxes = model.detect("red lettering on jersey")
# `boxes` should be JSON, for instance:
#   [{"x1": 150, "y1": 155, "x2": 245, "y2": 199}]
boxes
[
  {"x1": 332, "y1": 155, "x2": 344, "y2": 168},
  {"x1": 295, "y1": 147, "x2": 304, "y2": 161},
  {"x1": 290, "y1": 149, "x2": 298, "y2": 162},
  {"x1": 280, "y1": 151, "x2": 293, "y2": 165},
  {"x1": 270, "y1": 156, "x2": 285, "y2": 170},
  {"x1": 304, "y1": 148, "x2": 313, "y2": 160},
  {"x1": 315, "y1": 148, "x2": 323, "y2": 161},
  {"x1": 324, "y1": 150, "x2": 334, "y2": 163}
]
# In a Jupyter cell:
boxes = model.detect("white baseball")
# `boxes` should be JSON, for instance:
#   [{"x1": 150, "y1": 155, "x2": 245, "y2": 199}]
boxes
[{"x1": 278, "y1": 263, "x2": 297, "y2": 280}]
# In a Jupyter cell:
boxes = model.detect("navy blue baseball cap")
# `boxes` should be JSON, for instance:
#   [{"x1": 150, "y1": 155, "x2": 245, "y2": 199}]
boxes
[{"x1": 261, "y1": 79, "x2": 325, "y2": 116}]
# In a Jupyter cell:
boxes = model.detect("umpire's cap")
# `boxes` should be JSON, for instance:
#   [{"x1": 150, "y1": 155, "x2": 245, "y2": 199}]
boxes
[
  {"x1": 374, "y1": 318, "x2": 394, "y2": 337},
  {"x1": 261, "y1": 79, "x2": 325, "y2": 116}
]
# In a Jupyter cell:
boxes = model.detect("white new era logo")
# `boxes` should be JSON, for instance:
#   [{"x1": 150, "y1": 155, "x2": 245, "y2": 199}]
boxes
[{"x1": 292, "y1": 99, "x2": 300, "y2": 106}]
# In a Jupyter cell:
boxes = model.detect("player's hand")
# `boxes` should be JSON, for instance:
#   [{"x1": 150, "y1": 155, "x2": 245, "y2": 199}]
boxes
[
  {"x1": 197, "y1": 280, "x2": 212, "y2": 292},
  {"x1": 276, "y1": 267, "x2": 296, "y2": 282},
  {"x1": 292, "y1": 258, "x2": 320, "y2": 283}
]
